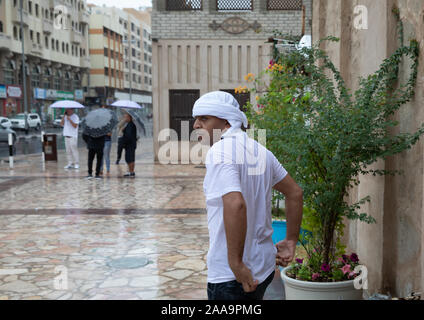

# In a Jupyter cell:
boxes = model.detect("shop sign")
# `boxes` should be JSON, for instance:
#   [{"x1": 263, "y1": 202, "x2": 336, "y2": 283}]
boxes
[
  {"x1": 6, "y1": 85, "x2": 22, "y2": 98},
  {"x1": 0, "y1": 85, "x2": 6, "y2": 98},
  {"x1": 57, "y1": 91, "x2": 74, "y2": 100},
  {"x1": 74, "y1": 89, "x2": 84, "y2": 101},
  {"x1": 34, "y1": 88, "x2": 46, "y2": 99},
  {"x1": 45, "y1": 90, "x2": 74, "y2": 100}
]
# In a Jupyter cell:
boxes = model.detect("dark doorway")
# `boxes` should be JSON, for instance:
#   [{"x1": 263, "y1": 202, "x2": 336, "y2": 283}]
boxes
[{"x1": 169, "y1": 89, "x2": 200, "y2": 140}]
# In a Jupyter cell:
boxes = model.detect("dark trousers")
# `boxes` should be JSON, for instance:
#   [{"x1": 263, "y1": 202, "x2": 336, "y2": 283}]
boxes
[
  {"x1": 207, "y1": 271, "x2": 275, "y2": 301},
  {"x1": 117, "y1": 138, "x2": 124, "y2": 162},
  {"x1": 88, "y1": 148, "x2": 103, "y2": 176}
]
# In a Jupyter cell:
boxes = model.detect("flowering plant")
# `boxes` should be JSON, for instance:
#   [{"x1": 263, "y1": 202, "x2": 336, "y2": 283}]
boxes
[
  {"x1": 243, "y1": 36, "x2": 421, "y2": 282},
  {"x1": 287, "y1": 251, "x2": 361, "y2": 282}
]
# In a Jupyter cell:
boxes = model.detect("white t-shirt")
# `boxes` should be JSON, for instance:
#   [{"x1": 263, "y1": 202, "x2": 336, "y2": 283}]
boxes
[
  {"x1": 203, "y1": 129, "x2": 288, "y2": 284},
  {"x1": 63, "y1": 114, "x2": 80, "y2": 138}
]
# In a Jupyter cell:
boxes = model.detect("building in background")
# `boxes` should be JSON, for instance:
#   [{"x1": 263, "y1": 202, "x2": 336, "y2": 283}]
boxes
[
  {"x1": 123, "y1": 7, "x2": 153, "y2": 114},
  {"x1": 151, "y1": 0, "x2": 312, "y2": 160},
  {"x1": 86, "y1": 5, "x2": 124, "y2": 106},
  {"x1": 0, "y1": 0, "x2": 91, "y2": 121},
  {"x1": 86, "y1": 5, "x2": 152, "y2": 113}
]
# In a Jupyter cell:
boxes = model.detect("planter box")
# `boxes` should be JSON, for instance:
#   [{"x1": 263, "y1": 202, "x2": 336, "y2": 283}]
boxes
[
  {"x1": 281, "y1": 267, "x2": 363, "y2": 300},
  {"x1": 271, "y1": 220, "x2": 311, "y2": 245}
]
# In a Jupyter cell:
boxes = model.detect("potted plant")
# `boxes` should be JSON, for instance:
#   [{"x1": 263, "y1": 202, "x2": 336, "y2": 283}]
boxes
[{"x1": 245, "y1": 36, "x2": 421, "y2": 299}]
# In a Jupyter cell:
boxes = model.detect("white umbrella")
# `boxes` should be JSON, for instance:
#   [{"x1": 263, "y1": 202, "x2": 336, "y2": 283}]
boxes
[
  {"x1": 50, "y1": 100, "x2": 85, "y2": 109},
  {"x1": 111, "y1": 100, "x2": 143, "y2": 109}
]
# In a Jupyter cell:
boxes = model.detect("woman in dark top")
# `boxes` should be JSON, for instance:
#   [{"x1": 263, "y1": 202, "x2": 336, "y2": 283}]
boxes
[{"x1": 122, "y1": 112, "x2": 137, "y2": 177}]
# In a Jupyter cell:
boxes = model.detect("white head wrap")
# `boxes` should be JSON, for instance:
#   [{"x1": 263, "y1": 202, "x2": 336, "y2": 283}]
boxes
[{"x1": 192, "y1": 91, "x2": 248, "y2": 132}]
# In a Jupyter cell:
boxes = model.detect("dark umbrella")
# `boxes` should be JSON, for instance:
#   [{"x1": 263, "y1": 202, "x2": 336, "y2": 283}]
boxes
[
  {"x1": 81, "y1": 108, "x2": 118, "y2": 138},
  {"x1": 124, "y1": 109, "x2": 146, "y2": 137}
]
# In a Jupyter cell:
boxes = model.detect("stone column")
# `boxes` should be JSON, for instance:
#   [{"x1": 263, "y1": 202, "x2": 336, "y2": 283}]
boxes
[
  {"x1": 256, "y1": 0, "x2": 267, "y2": 13},
  {"x1": 208, "y1": 0, "x2": 217, "y2": 14}
]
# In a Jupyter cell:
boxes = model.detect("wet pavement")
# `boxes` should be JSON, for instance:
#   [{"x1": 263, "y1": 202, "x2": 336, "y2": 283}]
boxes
[
  {"x1": 0, "y1": 137, "x2": 284, "y2": 300},
  {"x1": 0, "y1": 118, "x2": 153, "y2": 159},
  {"x1": 0, "y1": 128, "x2": 85, "y2": 158}
]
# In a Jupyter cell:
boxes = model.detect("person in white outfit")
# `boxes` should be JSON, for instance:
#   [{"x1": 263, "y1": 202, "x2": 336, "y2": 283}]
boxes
[
  {"x1": 61, "y1": 109, "x2": 80, "y2": 169},
  {"x1": 192, "y1": 91, "x2": 303, "y2": 300}
]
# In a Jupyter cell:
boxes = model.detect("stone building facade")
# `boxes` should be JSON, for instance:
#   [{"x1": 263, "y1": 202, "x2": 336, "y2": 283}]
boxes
[
  {"x1": 313, "y1": 0, "x2": 424, "y2": 297},
  {"x1": 151, "y1": 0, "x2": 312, "y2": 161},
  {"x1": 153, "y1": 0, "x2": 312, "y2": 39}
]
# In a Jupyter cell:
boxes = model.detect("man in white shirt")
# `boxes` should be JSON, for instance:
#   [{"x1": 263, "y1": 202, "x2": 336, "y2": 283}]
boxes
[
  {"x1": 192, "y1": 91, "x2": 303, "y2": 300},
  {"x1": 61, "y1": 109, "x2": 80, "y2": 169}
]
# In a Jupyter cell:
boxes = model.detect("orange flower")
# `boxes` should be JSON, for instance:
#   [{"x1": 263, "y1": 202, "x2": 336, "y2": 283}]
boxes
[{"x1": 244, "y1": 73, "x2": 255, "y2": 82}]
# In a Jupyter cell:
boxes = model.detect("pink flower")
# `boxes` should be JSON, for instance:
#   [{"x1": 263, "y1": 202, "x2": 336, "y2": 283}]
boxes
[
  {"x1": 348, "y1": 271, "x2": 356, "y2": 279},
  {"x1": 337, "y1": 257, "x2": 345, "y2": 263},
  {"x1": 341, "y1": 264, "x2": 351, "y2": 275},
  {"x1": 312, "y1": 273, "x2": 320, "y2": 281},
  {"x1": 269, "y1": 59, "x2": 275, "y2": 66}
]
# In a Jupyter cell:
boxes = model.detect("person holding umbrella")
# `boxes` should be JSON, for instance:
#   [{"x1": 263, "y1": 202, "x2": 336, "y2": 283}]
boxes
[
  {"x1": 81, "y1": 108, "x2": 118, "y2": 179},
  {"x1": 121, "y1": 111, "x2": 137, "y2": 177},
  {"x1": 50, "y1": 100, "x2": 85, "y2": 170},
  {"x1": 110, "y1": 100, "x2": 142, "y2": 176},
  {"x1": 82, "y1": 132, "x2": 105, "y2": 179},
  {"x1": 61, "y1": 108, "x2": 80, "y2": 170}
]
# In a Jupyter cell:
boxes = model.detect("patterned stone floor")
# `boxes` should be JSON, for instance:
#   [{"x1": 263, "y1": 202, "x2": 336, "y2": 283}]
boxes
[{"x1": 0, "y1": 138, "x2": 284, "y2": 300}]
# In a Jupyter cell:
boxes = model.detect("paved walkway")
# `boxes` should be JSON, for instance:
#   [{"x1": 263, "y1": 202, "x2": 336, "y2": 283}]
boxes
[{"x1": 0, "y1": 138, "x2": 284, "y2": 300}]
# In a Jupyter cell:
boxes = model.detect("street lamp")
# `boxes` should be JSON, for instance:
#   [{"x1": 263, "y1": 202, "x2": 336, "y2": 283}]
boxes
[
  {"x1": 123, "y1": 39, "x2": 136, "y2": 101},
  {"x1": 19, "y1": 0, "x2": 29, "y2": 134}
]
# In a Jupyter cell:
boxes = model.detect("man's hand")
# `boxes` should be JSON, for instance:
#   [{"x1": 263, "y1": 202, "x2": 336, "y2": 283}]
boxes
[
  {"x1": 231, "y1": 262, "x2": 259, "y2": 293},
  {"x1": 276, "y1": 239, "x2": 297, "y2": 267}
]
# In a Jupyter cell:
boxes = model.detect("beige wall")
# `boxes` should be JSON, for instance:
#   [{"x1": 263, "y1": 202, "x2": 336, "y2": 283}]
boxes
[
  {"x1": 152, "y1": 40, "x2": 272, "y2": 161},
  {"x1": 313, "y1": 0, "x2": 424, "y2": 297}
]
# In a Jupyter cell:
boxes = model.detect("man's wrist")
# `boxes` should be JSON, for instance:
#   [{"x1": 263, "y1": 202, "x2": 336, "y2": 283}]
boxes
[{"x1": 228, "y1": 259, "x2": 243, "y2": 271}]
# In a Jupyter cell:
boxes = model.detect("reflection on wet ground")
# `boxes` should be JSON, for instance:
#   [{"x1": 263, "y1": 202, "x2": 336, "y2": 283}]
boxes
[{"x1": 0, "y1": 130, "x2": 85, "y2": 158}]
